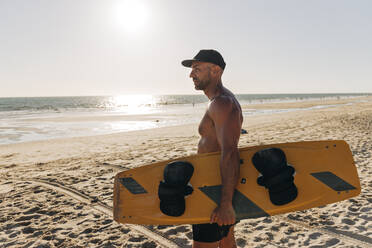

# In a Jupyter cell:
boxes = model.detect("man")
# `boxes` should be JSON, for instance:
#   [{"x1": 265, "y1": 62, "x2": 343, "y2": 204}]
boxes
[{"x1": 182, "y1": 50, "x2": 243, "y2": 248}]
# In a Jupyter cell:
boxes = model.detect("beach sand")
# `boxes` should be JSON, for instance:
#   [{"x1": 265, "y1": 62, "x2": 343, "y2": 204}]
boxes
[{"x1": 1, "y1": 96, "x2": 371, "y2": 247}]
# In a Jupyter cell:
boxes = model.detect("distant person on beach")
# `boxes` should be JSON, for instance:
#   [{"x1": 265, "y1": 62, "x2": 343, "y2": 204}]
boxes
[{"x1": 182, "y1": 50, "x2": 243, "y2": 248}]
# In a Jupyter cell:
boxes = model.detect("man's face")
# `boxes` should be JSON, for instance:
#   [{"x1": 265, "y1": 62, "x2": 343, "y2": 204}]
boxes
[{"x1": 189, "y1": 62, "x2": 212, "y2": 90}]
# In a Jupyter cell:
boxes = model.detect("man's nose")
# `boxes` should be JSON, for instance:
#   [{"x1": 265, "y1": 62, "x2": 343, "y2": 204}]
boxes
[{"x1": 189, "y1": 71, "x2": 194, "y2": 78}]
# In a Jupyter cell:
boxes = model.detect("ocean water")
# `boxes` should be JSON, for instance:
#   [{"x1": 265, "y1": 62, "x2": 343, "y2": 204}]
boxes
[{"x1": 0, "y1": 93, "x2": 370, "y2": 145}]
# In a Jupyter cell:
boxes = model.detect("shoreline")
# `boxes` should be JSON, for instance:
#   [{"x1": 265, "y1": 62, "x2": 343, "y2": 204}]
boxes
[
  {"x1": 1, "y1": 95, "x2": 371, "y2": 146},
  {"x1": 1, "y1": 96, "x2": 372, "y2": 166}
]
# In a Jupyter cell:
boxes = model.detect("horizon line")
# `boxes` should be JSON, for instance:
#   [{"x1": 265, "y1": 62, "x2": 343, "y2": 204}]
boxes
[{"x1": 1, "y1": 92, "x2": 371, "y2": 99}]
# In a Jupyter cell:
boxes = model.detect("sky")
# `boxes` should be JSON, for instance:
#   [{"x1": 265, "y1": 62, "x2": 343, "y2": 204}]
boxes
[{"x1": 1, "y1": 0, "x2": 371, "y2": 97}]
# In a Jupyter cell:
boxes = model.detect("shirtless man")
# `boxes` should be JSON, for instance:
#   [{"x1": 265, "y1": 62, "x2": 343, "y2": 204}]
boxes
[{"x1": 182, "y1": 50, "x2": 243, "y2": 248}]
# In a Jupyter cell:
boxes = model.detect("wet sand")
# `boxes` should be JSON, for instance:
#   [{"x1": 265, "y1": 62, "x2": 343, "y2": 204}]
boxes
[{"x1": 1, "y1": 96, "x2": 371, "y2": 247}]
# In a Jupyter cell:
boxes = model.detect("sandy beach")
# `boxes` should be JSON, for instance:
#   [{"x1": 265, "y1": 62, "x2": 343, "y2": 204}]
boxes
[{"x1": 1, "y1": 96, "x2": 371, "y2": 247}]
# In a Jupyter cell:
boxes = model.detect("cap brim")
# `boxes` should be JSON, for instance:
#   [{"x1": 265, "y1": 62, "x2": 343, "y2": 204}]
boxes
[{"x1": 181, "y1": 59, "x2": 197, "y2": 68}]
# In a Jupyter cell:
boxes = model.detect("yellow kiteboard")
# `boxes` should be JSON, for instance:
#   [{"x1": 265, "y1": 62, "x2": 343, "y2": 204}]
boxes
[{"x1": 113, "y1": 140, "x2": 361, "y2": 225}]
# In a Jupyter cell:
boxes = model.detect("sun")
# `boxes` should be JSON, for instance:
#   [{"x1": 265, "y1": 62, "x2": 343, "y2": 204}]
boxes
[{"x1": 113, "y1": 0, "x2": 149, "y2": 33}]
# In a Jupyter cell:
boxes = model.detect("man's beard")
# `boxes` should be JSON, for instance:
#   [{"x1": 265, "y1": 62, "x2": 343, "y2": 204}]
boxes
[{"x1": 194, "y1": 78, "x2": 210, "y2": 90}]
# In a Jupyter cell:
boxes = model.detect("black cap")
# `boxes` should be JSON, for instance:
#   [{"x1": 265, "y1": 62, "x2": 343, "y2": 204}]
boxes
[{"x1": 182, "y1": 49, "x2": 226, "y2": 70}]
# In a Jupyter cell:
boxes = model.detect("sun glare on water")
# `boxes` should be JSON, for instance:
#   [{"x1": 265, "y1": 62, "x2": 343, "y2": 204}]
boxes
[
  {"x1": 113, "y1": 0, "x2": 149, "y2": 33},
  {"x1": 112, "y1": 94, "x2": 155, "y2": 114}
]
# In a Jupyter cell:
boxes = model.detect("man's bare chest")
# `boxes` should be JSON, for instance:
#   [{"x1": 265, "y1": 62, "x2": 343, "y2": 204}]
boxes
[{"x1": 198, "y1": 112, "x2": 215, "y2": 136}]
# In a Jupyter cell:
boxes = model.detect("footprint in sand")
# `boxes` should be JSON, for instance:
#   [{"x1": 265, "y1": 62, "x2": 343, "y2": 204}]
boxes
[{"x1": 341, "y1": 218, "x2": 355, "y2": 225}]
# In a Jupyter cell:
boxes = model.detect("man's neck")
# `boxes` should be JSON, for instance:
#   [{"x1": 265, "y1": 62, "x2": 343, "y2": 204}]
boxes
[{"x1": 204, "y1": 81, "x2": 223, "y2": 100}]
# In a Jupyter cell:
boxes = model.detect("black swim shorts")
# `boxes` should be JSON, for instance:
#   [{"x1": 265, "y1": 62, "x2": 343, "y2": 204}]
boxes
[{"x1": 192, "y1": 223, "x2": 233, "y2": 242}]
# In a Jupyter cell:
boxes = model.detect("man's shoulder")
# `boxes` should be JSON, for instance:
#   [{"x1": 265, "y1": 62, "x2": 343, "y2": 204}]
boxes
[
  {"x1": 209, "y1": 95, "x2": 234, "y2": 110},
  {"x1": 208, "y1": 95, "x2": 236, "y2": 121}
]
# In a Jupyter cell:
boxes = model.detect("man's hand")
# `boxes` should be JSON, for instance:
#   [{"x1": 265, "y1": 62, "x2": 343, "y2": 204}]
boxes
[{"x1": 210, "y1": 203, "x2": 236, "y2": 226}]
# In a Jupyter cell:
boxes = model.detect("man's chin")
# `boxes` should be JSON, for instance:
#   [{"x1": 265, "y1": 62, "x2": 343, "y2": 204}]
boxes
[{"x1": 194, "y1": 83, "x2": 205, "y2": 90}]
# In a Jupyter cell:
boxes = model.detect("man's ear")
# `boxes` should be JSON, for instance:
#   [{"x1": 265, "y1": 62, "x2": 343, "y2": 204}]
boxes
[
  {"x1": 212, "y1": 65, "x2": 223, "y2": 77},
  {"x1": 209, "y1": 65, "x2": 215, "y2": 74}
]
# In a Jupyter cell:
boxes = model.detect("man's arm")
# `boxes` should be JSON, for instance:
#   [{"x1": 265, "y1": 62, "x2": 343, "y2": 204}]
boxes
[{"x1": 209, "y1": 96, "x2": 241, "y2": 226}]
